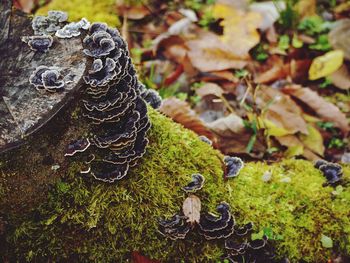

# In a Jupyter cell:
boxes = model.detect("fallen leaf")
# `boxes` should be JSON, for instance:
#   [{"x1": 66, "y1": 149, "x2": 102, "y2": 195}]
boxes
[
  {"x1": 159, "y1": 97, "x2": 215, "y2": 141},
  {"x1": 132, "y1": 251, "x2": 160, "y2": 263},
  {"x1": 299, "y1": 124, "x2": 325, "y2": 156},
  {"x1": 121, "y1": 5, "x2": 150, "y2": 20},
  {"x1": 283, "y1": 85, "x2": 350, "y2": 134},
  {"x1": 276, "y1": 135, "x2": 304, "y2": 158},
  {"x1": 309, "y1": 50, "x2": 344, "y2": 80},
  {"x1": 182, "y1": 194, "x2": 201, "y2": 224},
  {"x1": 196, "y1": 82, "x2": 225, "y2": 98},
  {"x1": 256, "y1": 87, "x2": 308, "y2": 135},
  {"x1": 206, "y1": 114, "x2": 245, "y2": 137},
  {"x1": 213, "y1": 3, "x2": 262, "y2": 57},
  {"x1": 249, "y1": 1, "x2": 285, "y2": 31},
  {"x1": 329, "y1": 65, "x2": 350, "y2": 90},
  {"x1": 295, "y1": 0, "x2": 316, "y2": 18},
  {"x1": 187, "y1": 31, "x2": 248, "y2": 72},
  {"x1": 329, "y1": 19, "x2": 350, "y2": 60},
  {"x1": 321, "y1": 235, "x2": 333, "y2": 248}
]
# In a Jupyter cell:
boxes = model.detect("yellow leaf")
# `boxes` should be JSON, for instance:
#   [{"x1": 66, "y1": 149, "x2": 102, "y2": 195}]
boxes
[
  {"x1": 258, "y1": 118, "x2": 293, "y2": 137},
  {"x1": 285, "y1": 145, "x2": 304, "y2": 158},
  {"x1": 309, "y1": 50, "x2": 344, "y2": 80},
  {"x1": 212, "y1": 3, "x2": 262, "y2": 58},
  {"x1": 299, "y1": 125, "x2": 324, "y2": 156}
]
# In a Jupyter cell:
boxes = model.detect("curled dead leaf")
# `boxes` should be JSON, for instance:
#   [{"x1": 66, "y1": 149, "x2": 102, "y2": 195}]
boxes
[
  {"x1": 283, "y1": 85, "x2": 350, "y2": 134},
  {"x1": 187, "y1": 31, "x2": 248, "y2": 72},
  {"x1": 196, "y1": 82, "x2": 225, "y2": 98},
  {"x1": 159, "y1": 97, "x2": 215, "y2": 141},
  {"x1": 329, "y1": 65, "x2": 350, "y2": 90}
]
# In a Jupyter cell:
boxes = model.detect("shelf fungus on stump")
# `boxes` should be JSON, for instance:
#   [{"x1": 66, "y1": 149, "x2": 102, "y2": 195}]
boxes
[
  {"x1": 29, "y1": 66, "x2": 65, "y2": 92},
  {"x1": 32, "y1": 10, "x2": 68, "y2": 35},
  {"x1": 314, "y1": 160, "x2": 343, "y2": 186},
  {"x1": 21, "y1": 35, "x2": 53, "y2": 52},
  {"x1": 65, "y1": 22, "x2": 152, "y2": 183}
]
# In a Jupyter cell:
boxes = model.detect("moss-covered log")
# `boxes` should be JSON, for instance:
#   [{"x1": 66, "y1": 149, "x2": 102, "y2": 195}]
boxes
[{"x1": 1, "y1": 106, "x2": 350, "y2": 262}]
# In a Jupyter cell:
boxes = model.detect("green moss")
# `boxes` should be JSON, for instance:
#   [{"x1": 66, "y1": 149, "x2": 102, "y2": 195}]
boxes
[
  {"x1": 36, "y1": 0, "x2": 120, "y2": 27},
  {"x1": 1, "y1": 109, "x2": 350, "y2": 262}
]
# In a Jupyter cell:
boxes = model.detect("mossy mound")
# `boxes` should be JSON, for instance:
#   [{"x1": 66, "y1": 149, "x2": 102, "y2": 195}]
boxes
[
  {"x1": 1, "y1": 108, "x2": 350, "y2": 262},
  {"x1": 36, "y1": 0, "x2": 120, "y2": 27}
]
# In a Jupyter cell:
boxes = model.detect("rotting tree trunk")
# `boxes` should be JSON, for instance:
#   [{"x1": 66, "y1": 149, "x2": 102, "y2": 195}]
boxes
[{"x1": 0, "y1": 3, "x2": 87, "y2": 233}]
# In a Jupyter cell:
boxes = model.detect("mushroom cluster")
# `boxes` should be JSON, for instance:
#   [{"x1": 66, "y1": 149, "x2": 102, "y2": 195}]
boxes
[
  {"x1": 65, "y1": 22, "x2": 154, "y2": 183},
  {"x1": 29, "y1": 65, "x2": 65, "y2": 92},
  {"x1": 314, "y1": 160, "x2": 343, "y2": 186}
]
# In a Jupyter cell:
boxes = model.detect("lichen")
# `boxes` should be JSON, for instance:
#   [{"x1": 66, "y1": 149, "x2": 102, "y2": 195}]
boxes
[
  {"x1": 36, "y1": 0, "x2": 120, "y2": 27},
  {"x1": 1, "y1": 108, "x2": 350, "y2": 262}
]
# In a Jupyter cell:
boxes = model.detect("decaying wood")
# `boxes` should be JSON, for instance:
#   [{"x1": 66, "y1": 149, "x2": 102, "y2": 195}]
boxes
[{"x1": 0, "y1": 6, "x2": 87, "y2": 153}]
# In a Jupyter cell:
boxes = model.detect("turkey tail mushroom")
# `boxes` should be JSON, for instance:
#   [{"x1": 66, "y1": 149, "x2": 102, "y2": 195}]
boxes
[{"x1": 65, "y1": 22, "x2": 153, "y2": 183}]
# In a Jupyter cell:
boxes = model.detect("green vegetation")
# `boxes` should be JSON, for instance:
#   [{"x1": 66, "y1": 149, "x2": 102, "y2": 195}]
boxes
[
  {"x1": 1, "y1": 108, "x2": 350, "y2": 262},
  {"x1": 36, "y1": 0, "x2": 120, "y2": 26}
]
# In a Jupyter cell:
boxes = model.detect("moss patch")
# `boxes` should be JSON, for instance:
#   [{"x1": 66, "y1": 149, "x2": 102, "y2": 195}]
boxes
[
  {"x1": 1, "y1": 108, "x2": 350, "y2": 262},
  {"x1": 36, "y1": 0, "x2": 120, "y2": 27}
]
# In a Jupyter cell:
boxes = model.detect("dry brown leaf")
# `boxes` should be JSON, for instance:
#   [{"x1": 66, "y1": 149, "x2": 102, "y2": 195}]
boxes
[
  {"x1": 329, "y1": 65, "x2": 350, "y2": 90},
  {"x1": 295, "y1": 0, "x2": 316, "y2": 18},
  {"x1": 132, "y1": 251, "x2": 160, "y2": 263},
  {"x1": 256, "y1": 87, "x2": 308, "y2": 135},
  {"x1": 122, "y1": 6, "x2": 149, "y2": 20},
  {"x1": 196, "y1": 82, "x2": 225, "y2": 98},
  {"x1": 159, "y1": 97, "x2": 215, "y2": 141},
  {"x1": 187, "y1": 31, "x2": 248, "y2": 72},
  {"x1": 329, "y1": 19, "x2": 350, "y2": 60},
  {"x1": 213, "y1": 3, "x2": 262, "y2": 56},
  {"x1": 206, "y1": 114, "x2": 245, "y2": 137},
  {"x1": 182, "y1": 194, "x2": 201, "y2": 224},
  {"x1": 283, "y1": 85, "x2": 350, "y2": 134}
]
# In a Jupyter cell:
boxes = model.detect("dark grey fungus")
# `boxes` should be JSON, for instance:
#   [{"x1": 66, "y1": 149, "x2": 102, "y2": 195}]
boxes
[
  {"x1": 65, "y1": 138, "x2": 91, "y2": 156},
  {"x1": 83, "y1": 58, "x2": 118, "y2": 87},
  {"x1": 158, "y1": 214, "x2": 191, "y2": 240},
  {"x1": 83, "y1": 31, "x2": 116, "y2": 58},
  {"x1": 55, "y1": 18, "x2": 90, "y2": 38},
  {"x1": 32, "y1": 11, "x2": 68, "y2": 35},
  {"x1": 21, "y1": 35, "x2": 53, "y2": 52},
  {"x1": 29, "y1": 66, "x2": 64, "y2": 92},
  {"x1": 198, "y1": 135, "x2": 212, "y2": 146},
  {"x1": 182, "y1": 173, "x2": 205, "y2": 193},
  {"x1": 224, "y1": 156, "x2": 244, "y2": 178},
  {"x1": 140, "y1": 88, "x2": 162, "y2": 109},
  {"x1": 198, "y1": 202, "x2": 235, "y2": 240},
  {"x1": 314, "y1": 160, "x2": 343, "y2": 185}
]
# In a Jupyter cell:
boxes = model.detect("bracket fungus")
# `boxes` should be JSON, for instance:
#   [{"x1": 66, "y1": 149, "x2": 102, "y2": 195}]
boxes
[
  {"x1": 158, "y1": 214, "x2": 191, "y2": 240},
  {"x1": 182, "y1": 173, "x2": 205, "y2": 193},
  {"x1": 139, "y1": 87, "x2": 162, "y2": 109},
  {"x1": 314, "y1": 160, "x2": 343, "y2": 185},
  {"x1": 198, "y1": 135, "x2": 213, "y2": 146},
  {"x1": 224, "y1": 156, "x2": 244, "y2": 178},
  {"x1": 21, "y1": 35, "x2": 53, "y2": 52},
  {"x1": 55, "y1": 18, "x2": 90, "y2": 38},
  {"x1": 29, "y1": 65, "x2": 65, "y2": 92},
  {"x1": 32, "y1": 10, "x2": 68, "y2": 35},
  {"x1": 225, "y1": 235, "x2": 274, "y2": 263},
  {"x1": 65, "y1": 22, "x2": 151, "y2": 183},
  {"x1": 64, "y1": 138, "x2": 91, "y2": 157},
  {"x1": 198, "y1": 202, "x2": 236, "y2": 240}
]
